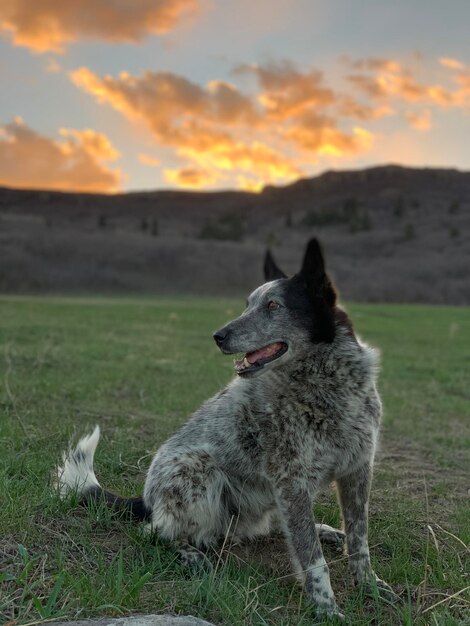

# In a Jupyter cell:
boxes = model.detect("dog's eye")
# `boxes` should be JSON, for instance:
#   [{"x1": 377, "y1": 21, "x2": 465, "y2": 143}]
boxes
[{"x1": 268, "y1": 300, "x2": 280, "y2": 311}]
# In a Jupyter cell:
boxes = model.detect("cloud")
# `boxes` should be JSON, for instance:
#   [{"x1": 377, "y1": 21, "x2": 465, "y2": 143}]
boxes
[
  {"x1": 337, "y1": 96, "x2": 394, "y2": 121},
  {"x1": 59, "y1": 128, "x2": 120, "y2": 161},
  {"x1": 0, "y1": 118, "x2": 122, "y2": 192},
  {"x1": 68, "y1": 55, "x2": 470, "y2": 190},
  {"x1": 346, "y1": 56, "x2": 470, "y2": 109},
  {"x1": 44, "y1": 57, "x2": 61, "y2": 73},
  {"x1": 285, "y1": 114, "x2": 374, "y2": 156},
  {"x1": 70, "y1": 67, "x2": 305, "y2": 187},
  {"x1": 236, "y1": 176, "x2": 265, "y2": 193},
  {"x1": 70, "y1": 68, "x2": 259, "y2": 131},
  {"x1": 454, "y1": 70, "x2": 470, "y2": 95},
  {"x1": 235, "y1": 60, "x2": 335, "y2": 119},
  {"x1": 138, "y1": 153, "x2": 161, "y2": 167},
  {"x1": 345, "y1": 73, "x2": 387, "y2": 99},
  {"x1": 164, "y1": 167, "x2": 220, "y2": 189},
  {"x1": 0, "y1": 0, "x2": 199, "y2": 53},
  {"x1": 439, "y1": 57, "x2": 466, "y2": 71},
  {"x1": 70, "y1": 64, "x2": 379, "y2": 189},
  {"x1": 346, "y1": 69, "x2": 433, "y2": 104},
  {"x1": 405, "y1": 109, "x2": 432, "y2": 131},
  {"x1": 180, "y1": 135, "x2": 303, "y2": 180},
  {"x1": 342, "y1": 56, "x2": 403, "y2": 73}
]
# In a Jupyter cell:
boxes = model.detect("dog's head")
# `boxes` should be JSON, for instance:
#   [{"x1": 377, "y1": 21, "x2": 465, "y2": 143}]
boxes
[{"x1": 213, "y1": 238, "x2": 338, "y2": 378}]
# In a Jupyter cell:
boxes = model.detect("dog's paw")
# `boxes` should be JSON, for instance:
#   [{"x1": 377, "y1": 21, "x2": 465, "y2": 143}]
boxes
[
  {"x1": 317, "y1": 524, "x2": 346, "y2": 551},
  {"x1": 313, "y1": 596, "x2": 345, "y2": 623},
  {"x1": 314, "y1": 607, "x2": 345, "y2": 623},
  {"x1": 177, "y1": 544, "x2": 213, "y2": 575}
]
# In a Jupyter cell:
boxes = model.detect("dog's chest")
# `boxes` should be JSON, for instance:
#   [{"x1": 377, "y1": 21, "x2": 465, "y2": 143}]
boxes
[{"x1": 257, "y1": 381, "x2": 378, "y2": 482}]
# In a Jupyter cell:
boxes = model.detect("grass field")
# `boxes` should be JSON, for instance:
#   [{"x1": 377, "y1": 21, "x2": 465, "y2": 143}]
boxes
[{"x1": 0, "y1": 295, "x2": 469, "y2": 625}]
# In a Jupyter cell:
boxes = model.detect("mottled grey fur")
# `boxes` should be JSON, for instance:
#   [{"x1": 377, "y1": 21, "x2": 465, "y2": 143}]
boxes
[{"x1": 56, "y1": 239, "x2": 395, "y2": 621}]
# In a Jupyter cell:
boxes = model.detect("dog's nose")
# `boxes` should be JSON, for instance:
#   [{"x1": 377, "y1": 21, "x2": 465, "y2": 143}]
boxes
[{"x1": 213, "y1": 329, "x2": 228, "y2": 347}]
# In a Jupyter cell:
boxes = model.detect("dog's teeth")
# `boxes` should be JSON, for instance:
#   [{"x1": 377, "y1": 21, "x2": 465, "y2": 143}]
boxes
[{"x1": 243, "y1": 357, "x2": 250, "y2": 368}]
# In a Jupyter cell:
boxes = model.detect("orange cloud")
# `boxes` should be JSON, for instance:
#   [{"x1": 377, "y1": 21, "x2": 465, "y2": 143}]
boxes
[
  {"x1": 138, "y1": 153, "x2": 161, "y2": 167},
  {"x1": 337, "y1": 96, "x2": 393, "y2": 121},
  {"x1": 236, "y1": 176, "x2": 265, "y2": 193},
  {"x1": 236, "y1": 61, "x2": 335, "y2": 119},
  {"x1": 70, "y1": 67, "x2": 304, "y2": 187},
  {"x1": 347, "y1": 57, "x2": 470, "y2": 109},
  {"x1": 347, "y1": 70, "x2": 432, "y2": 103},
  {"x1": 59, "y1": 128, "x2": 120, "y2": 161},
  {"x1": 405, "y1": 109, "x2": 432, "y2": 131},
  {"x1": 180, "y1": 135, "x2": 303, "y2": 180},
  {"x1": 439, "y1": 57, "x2": 466, "y2": 71},
  {"x1": 343, "y1": 56, "x2": 403, "y2": 73},
  {"x1": 70, "y1": 67, "x2": 259, "y2": 131},
  {"x1": 68, "y1": 56, "x2": 470, "y2": 190},
  {"x1": 285, "y1": 114, "x2": 374, "y2": 156},
  {"x1": 346, "y1": 73, "x2": 387, "y2": 99},
  {"x1": 44, "y1": 57, "x2": 61, "y2": 73},
  {"x1": 0, "y1": 0, "x2": 199, "y2": 53},
  {"x1": 70, "y1": 65, "x2": 379, "y2": 190},
  {"x1": 0, "y1": 118, "x2": 122, "y2": 192},
  {"x1": 454, "y1": 70, "x2": 470, "y2": 94},
  {"x1": 164, "y1": 167, "x2": 220, "y2": 189}
]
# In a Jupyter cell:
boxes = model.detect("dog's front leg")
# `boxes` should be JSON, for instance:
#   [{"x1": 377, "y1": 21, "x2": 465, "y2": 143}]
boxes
[
  {"x1": 275, "y1": 479, "x2": 344, "y2": 621},
  {"x1": 336, "y1": 463, "x2": 396, "y2": 600}
]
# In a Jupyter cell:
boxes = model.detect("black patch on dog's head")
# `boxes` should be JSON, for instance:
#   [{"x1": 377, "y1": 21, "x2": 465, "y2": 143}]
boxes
[
  {"x1": 299, "y1": 238, "x2": 337, "y2": 308},
  {"x1": 297, "y1": 238, "x2": 337, "y2": 343},
  {"x1": 267, "y1": 238, "x2": 338, "y2": 344}
]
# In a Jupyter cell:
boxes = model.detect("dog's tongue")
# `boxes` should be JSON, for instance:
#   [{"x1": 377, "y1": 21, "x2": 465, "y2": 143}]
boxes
[{"x1": 247, "y1": 342, "x2": 282, "y2": 364}]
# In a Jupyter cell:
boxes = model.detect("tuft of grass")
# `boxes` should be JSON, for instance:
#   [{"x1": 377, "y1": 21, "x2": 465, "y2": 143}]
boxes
[{"x1": 0, "y1": 295, "x2": 469, "y2": 625}]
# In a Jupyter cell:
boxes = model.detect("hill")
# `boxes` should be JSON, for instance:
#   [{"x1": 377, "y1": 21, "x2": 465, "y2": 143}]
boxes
[{"x1": 1, "y1": 164, "x2": 469, "y2": 303}]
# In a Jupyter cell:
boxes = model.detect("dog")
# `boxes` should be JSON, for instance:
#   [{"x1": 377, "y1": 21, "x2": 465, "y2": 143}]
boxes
[{"x1": 55, "y1": 238, "x2": 395, "y2": 621}]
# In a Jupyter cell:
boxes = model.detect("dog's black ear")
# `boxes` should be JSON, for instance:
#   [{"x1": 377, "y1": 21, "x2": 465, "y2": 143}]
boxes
[
  {"x1": 300, "y1": 238, "x2": 326, "y2": 282},
  {"x1": 264, "y1": 249, "x2": 287, "y2": 281},
  {"x1": 300, "y1": 238, "x2": 337, "y2": 307}
]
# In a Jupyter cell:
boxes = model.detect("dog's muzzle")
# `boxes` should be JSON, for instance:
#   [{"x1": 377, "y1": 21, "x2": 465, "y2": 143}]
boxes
[
  {"x1": 213, "y1": 328, "x2": 229, "y2": 350},
  {"x1": 213, "y1": 327, "x2": 288, "y2": 376}
]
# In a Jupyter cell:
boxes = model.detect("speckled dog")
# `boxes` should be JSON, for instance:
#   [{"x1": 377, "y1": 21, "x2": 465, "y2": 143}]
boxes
[{"x1": 56, "y1": 238, "x2": 395, "y2": 621}]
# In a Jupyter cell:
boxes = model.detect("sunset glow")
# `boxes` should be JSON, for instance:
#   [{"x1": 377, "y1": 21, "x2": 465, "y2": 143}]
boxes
[{"x1": 1, "y1": 1, "x2": 469, "y2": 192}]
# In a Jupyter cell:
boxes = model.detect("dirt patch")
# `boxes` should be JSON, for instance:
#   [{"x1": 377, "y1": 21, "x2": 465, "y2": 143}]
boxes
[{"x1": 376, "y1": 436, "x2": 469, "y2": 512}]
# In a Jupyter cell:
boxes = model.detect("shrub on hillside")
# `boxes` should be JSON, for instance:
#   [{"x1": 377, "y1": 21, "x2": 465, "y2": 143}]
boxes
[
  {"x1": 199, "y1": 213, "x2": 245, "y2": 241},
  {"x1": 284, "y1": 210, "x2": 293, "y2": 228},
  {"x1": 301, "y1": 208, "x2": 345, "y2": 227},
  {"x1": 349, "y1": 210, "x2": 372, "y2": 233},
  {"x1": 403, "y1": 223, "x2": 416, "y2": 240},
  {"x1": 151, "y1": 218, "x2": 159, "y2": 236},
  {"x1": 393, "y1": 196, "x2": 405, "y2": 217}
]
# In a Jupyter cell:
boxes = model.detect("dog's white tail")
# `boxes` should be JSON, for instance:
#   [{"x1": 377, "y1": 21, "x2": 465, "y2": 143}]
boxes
[
  {"x1": 56, "y1": 425, "x2": 101, "y2": 497},
  {"x1": 54, "y1": 425, "x2": 150, "y2": 522}
]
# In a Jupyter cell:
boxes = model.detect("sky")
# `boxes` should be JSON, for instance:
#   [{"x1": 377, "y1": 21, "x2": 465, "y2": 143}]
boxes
[{"x1": 0, "y1": 0, "x2": 469, "y2": 193}]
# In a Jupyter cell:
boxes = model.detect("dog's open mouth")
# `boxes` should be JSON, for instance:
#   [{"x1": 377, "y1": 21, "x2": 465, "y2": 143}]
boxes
[{"x1": 234, "y1": 342, "x2": 288, "y2": 375}]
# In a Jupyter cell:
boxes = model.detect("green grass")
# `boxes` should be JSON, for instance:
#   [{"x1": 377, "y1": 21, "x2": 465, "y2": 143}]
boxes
[{"x1": 0, "y1": 295, "x2": 469, "y2": 625}]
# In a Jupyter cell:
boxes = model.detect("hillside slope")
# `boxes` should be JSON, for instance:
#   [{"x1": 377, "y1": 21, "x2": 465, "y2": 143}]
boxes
[{"x1": 1, "y1": 165, "x2": 469, "y2": 303}]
